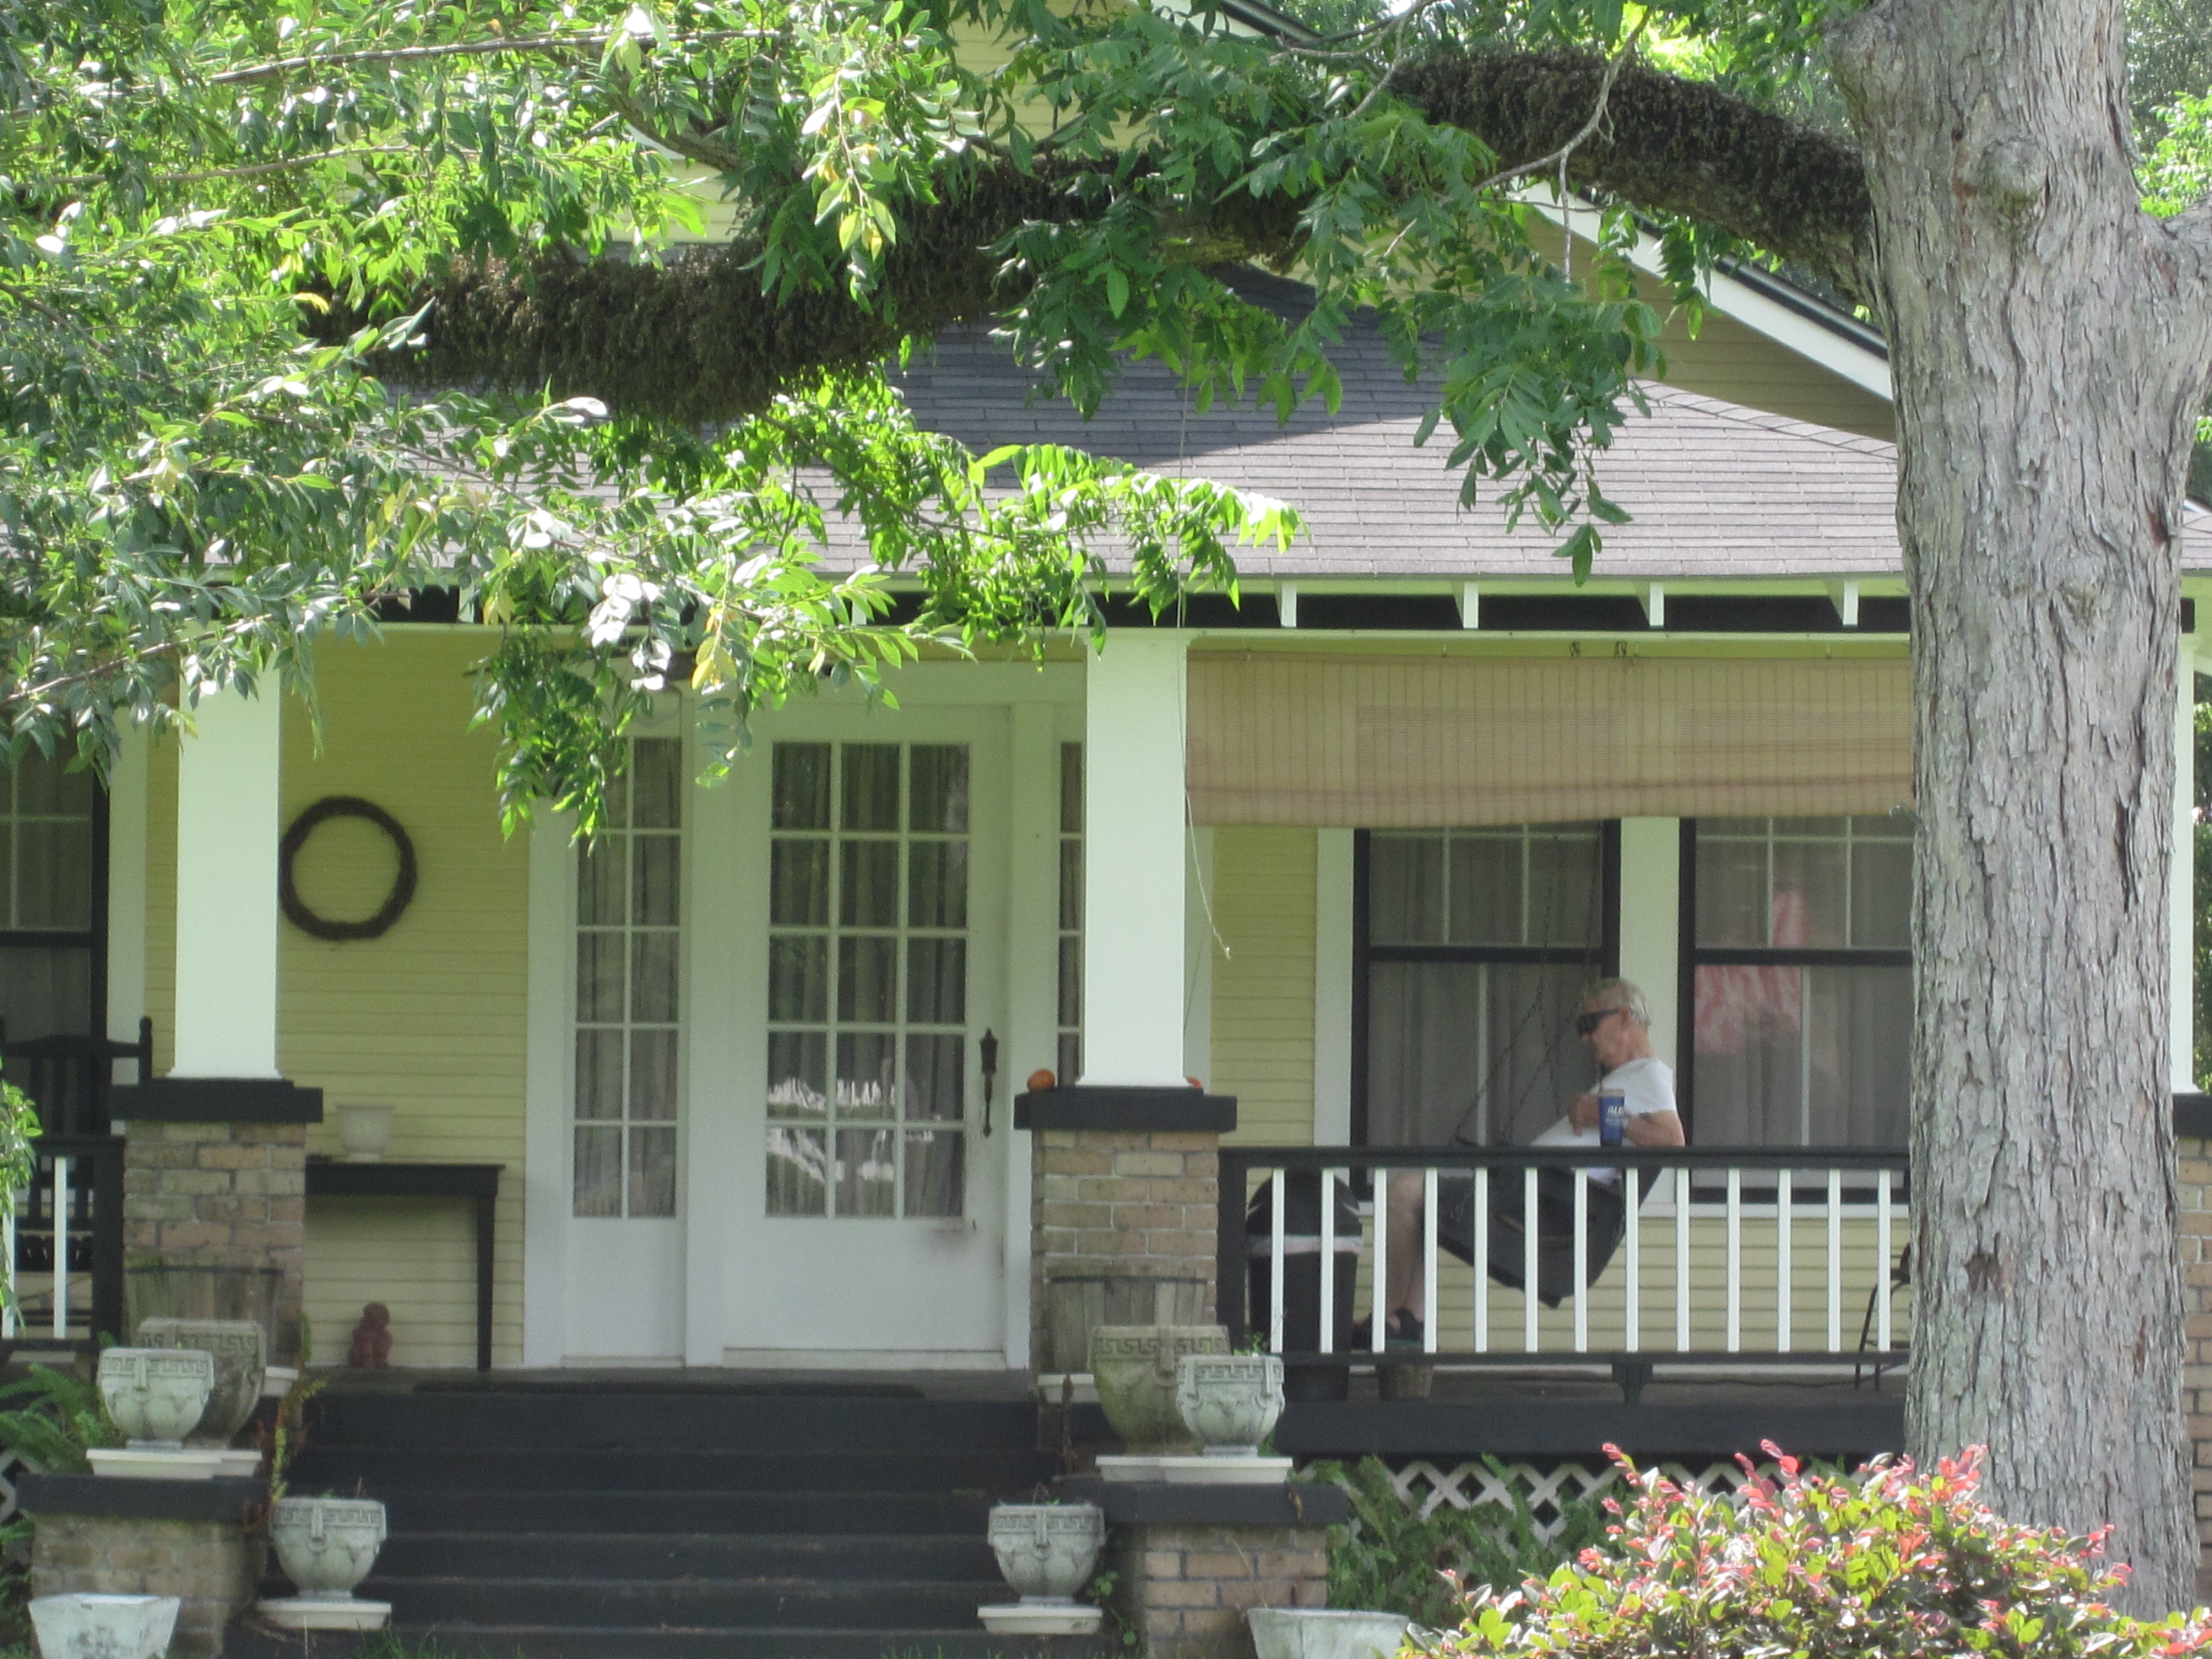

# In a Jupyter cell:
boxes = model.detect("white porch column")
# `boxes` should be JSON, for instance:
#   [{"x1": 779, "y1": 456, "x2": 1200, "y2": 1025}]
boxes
[
  {"x1": 1617, "y1": 818, "x2": 1682, "y2": 1065},
  {"x1": 1081, "y1": 632, "x2": 1190, "y2": 1087},
  {"x1": 2175, "y1": 638, "x2": 2198, "y2": 1094},
  {"x1": 171, "y1": 691, "x2": 283, "y2": 1079}
]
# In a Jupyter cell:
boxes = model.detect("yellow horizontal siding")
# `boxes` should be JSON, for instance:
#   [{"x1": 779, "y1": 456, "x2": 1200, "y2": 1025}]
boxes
[
  {"x1": 1211, "y1": 828, "x2": 1317, "y2": 1147},
  {"x1": 280, "y1": 633, "x2": 529, "y2": 1369}
]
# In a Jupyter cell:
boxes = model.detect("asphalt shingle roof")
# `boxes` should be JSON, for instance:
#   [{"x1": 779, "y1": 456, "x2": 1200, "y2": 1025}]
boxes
[{"x1": 891, "y1": 312, "x2": 2212, "y2": 581}]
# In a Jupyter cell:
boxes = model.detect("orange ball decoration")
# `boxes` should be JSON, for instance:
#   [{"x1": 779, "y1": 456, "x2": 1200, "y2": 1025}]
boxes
[{"x1": 1027, "y1": 1068, "x2": 1057, "y2": 1093}]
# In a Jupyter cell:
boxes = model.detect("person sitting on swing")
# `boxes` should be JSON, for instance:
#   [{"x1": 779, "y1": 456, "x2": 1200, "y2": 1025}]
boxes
[{"x1": 1364, "y1": 978, "x2": 1684, "y2": 1345}]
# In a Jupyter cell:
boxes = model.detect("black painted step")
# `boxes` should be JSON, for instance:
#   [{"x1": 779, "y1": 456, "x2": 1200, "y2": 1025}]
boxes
[
  {"x1": 364, "y1": 1486, "x2": 1001, "y2": 1535},
  {"x1": 305, "y1": 1392, "x2": 1038, "y2": 1453},
  {"x1": 367, "y1": 1574, "x2": 1009, "y2": 1629},
  {"x1": 288, "y1": 1447, "x2": 1052, "y2": 1493},
  {"x1": 380, "y1": 1624, "x2": 1109, "y2": 1659},
  {"x1": 375, "y1": 1531, "x2": 999, "y2": 1580}
]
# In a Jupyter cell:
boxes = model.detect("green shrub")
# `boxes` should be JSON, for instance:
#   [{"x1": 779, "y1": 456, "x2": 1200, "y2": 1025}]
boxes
[
  {"x1": 1309, "y1": 1457, "x2": 1613, "y2": 1629},
  {"x1": 1423, "y1": 1444, "x2": 2210, "y2": 1658},
  {"x1": 0, "y1": 1364, "x2": 121, "y2": 1475}
]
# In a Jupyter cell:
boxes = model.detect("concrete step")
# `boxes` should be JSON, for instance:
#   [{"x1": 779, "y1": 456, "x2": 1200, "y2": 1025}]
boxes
[{"x1": 374, "y1": 1530, "x2": 1000, "y2": 1581}]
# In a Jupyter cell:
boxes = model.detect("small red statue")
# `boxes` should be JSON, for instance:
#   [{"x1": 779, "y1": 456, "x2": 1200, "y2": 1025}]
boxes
[{"x1": 348, "y1": 1302, "x2": 393, "y2": 1368}]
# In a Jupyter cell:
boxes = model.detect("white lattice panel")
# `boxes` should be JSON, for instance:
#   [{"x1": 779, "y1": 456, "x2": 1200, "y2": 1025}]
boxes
[{"x1": 1384, "y1": 1459, "x2": 1756, "y2": 1543}]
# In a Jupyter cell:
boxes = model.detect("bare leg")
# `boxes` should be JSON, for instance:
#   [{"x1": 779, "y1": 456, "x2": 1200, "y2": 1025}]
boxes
[{"x1": 1382, "y1": 1170, "x2": 1425, "y2": 1326}]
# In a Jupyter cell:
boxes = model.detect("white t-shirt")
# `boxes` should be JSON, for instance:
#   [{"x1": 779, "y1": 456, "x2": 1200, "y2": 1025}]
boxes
[{"x1": 1531, "y1": 1056, "x2": 1677, "y2": 1183}]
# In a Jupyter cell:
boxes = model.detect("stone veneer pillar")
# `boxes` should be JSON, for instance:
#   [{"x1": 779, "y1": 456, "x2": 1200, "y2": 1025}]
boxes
[{"x1": 1020, "y1": 1086, "x2": 1237, "y2": 1375}]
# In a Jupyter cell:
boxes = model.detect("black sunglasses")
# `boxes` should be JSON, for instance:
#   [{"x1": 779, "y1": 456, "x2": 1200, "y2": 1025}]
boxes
[{"x1": 1573, "y1": 1008, "x2": 1619, "y2": 1036}]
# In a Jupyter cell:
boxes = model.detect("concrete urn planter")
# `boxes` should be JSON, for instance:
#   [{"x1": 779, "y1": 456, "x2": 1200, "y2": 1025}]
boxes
[
  {"x1": 95, "y1": 1348, "x2": 212, "y2": 1447},
  {"x1": 1247, "y1": 1608, "x2": 1412, "y2": 1659},
  {"x1": 135, "y1": 1318, "x2": 265, "y2": 1443},
  {"x1": 28, "y1": 1593, "x2": 181, "y2": 1659},
  {"x1": 985, "y1": 1503, "x2": 1105, "y2": 1605},
  {"x1": 1176, "y1": 1352, "x2": 1285, "y2": 1455},
  {"x1": 1089, "y1": 1324, "x2": 1229, "y2": 1452},
  {"x1": 270, "y1": 1497, "x2": 387, "y2": 1600}
]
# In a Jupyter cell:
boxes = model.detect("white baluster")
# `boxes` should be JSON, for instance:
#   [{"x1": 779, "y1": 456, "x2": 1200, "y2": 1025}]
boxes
[
  {"x1": 1319, "y1": 1168, "x2": 1336, "y2": 1355},
  {"x1": 1876, "y1": 1168, "x2": 1893, "y2": 1352},
  {"x1": 1725, "y1": 1166, "x2": 1741, "y2": 1354},
  {"x1": 1473, "y1": 1167, "x2": 1490, "y2": 1354},
  {"x1": 1421, "y1": 1167, "x2": 1438, "y2": 1353},
  {"x1": 50, "y1": 1155, "x2": 67, "y2": 1342},
  {"x1": 1371, "y1": 1166, "x2": 1388, "y2": 1355},
  {"x1": 1674, "y1": 1170, "x2": 1691, "y2": 1353},
  {"x1": 1269, "y1": 1171, "x2": 1286, "y2": 1356},
  {"x1": 1624, "y1": 1168, "x2": 1640, "y2": 1354},
  {"x1": 1572, "y1": 1170, "x2": 1589, "y2": 1353},
  {"x1": 1522, "y1": 1165, "x2": 1540, "y2": 1354},
  {"x1": 1826, "y1": 1167, "x2": 1842, "y2": 1352},
  {"x1": 1776, "y1": 1167, "x2": 1792, "y2": 1353}
]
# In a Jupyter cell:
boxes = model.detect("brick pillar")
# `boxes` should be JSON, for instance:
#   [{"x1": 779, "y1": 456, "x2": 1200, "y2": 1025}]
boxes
[
  {"x1": 123, "y1": 1120, "x2": 306, "y2": 1364},
  {"x1": 1107, "y1": 1522, "x2": 1329, "y2": 1659},
  {"x1": 1031, "y1": 1127, "x2": 1222, "y2": 1374},
  {"x1": 2182, "y1": 1135, "x2": 2212, "y2": 1598},
  {"x1": 31, "y1": 1514, "x2": 259, "y2": 1657}
]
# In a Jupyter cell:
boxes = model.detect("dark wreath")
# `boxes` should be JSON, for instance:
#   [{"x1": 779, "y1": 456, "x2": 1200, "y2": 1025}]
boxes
[{"x1": 279, "y1": 796, "x2": 419, "y2": 942}]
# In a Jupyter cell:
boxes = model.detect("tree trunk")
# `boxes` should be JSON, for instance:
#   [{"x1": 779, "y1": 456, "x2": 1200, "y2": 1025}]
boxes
[{"x1": 1830, "y1": 0, "x2": 2212, "y2": 1612}]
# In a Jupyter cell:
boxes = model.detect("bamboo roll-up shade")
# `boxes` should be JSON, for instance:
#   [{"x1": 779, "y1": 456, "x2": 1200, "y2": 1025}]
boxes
[{"x1": 1186, "y1": 653, "x2": 1913, "y2": 827}]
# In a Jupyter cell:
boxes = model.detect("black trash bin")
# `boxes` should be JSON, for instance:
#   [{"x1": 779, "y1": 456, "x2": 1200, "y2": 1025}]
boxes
[{"x1": 1245, "y1": 1171, "x2": 1364, "y2": 1402}]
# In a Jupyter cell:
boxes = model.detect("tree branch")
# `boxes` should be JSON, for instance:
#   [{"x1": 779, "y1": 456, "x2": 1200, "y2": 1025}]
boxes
[
  {"x1": 210, "y1": 27, "x2": 764, "y2": 86},
  {"x1": 1389, "y1": 46, "x2": 1876, "y2": 303}
]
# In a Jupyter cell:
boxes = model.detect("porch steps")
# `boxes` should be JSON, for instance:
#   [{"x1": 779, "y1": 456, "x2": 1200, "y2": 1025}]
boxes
[{"x1": 248, "y1": 1381, "x2": 1109, "y2": 1659}]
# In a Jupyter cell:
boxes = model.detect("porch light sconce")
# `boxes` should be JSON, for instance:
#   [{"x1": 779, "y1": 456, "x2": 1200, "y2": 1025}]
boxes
[{"x1": 280, "y1": 795, "x2": 419, "y2": 942}]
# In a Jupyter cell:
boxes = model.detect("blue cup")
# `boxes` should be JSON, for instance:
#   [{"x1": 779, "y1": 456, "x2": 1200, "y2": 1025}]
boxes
[{"x1": 1598, "y1": 1090, "x2": 1626, "y2": 1147}]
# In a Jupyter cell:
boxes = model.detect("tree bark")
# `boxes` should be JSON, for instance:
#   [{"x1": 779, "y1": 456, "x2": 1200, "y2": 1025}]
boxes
[{"x1": 1829, "y1": 0, "x2": 2212, "y2": 1611}]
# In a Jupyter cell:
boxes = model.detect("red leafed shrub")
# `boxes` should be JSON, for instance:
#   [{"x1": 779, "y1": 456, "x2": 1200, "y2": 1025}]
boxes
[{"x1": 1421, "y1": 1444, "x2": 2212, "y2": 1659}]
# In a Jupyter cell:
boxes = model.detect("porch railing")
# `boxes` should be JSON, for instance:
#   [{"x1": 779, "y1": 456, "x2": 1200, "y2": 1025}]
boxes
[
  {"x1": 1218, "y1": 1146, "x2": 1910, "y2": 1389},
  {"x1": 2, "y1": 1134, "x2": 126, "y2": 1346}
]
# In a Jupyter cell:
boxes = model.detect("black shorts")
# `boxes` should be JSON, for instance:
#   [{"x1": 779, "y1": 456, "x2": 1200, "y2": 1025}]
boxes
[{"x1": 1434, "y1": 1170, "x2": 1629, "y2": 1309}]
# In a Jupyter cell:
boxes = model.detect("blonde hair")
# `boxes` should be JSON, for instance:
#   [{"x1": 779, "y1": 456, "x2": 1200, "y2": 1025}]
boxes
[{"x1": 1583, "y1": 977, "x2": 1650, "y2": 1029}]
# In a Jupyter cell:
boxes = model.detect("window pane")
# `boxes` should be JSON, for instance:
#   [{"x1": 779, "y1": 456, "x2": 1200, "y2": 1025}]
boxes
[
  {"x1": 633, "y1": 835, "x2": 680, "y2": 927},
  {"x1": 909, "y1": 747, "x2": 969, "y2": 833},
  {"x1": 1057, "y1": 1033, "x2": 1082, "y2": 1086},
  {"x1": 837, "y1": 1127, "x2": 898, "y2": 1217},
  {"x1": 766, "y1": 1125, "x2": 828, "y2": 1216},
  {"x1": 842, "y1": 746, "x2": 901, "y2": 832},
  {"x1": 838, "y1": 936, "x2": 898, "y2": 1023},
  {"x1": 629, "y1": 1030, "x2": 679, "y2": 1121},
  {"x1": 576, "y1": 932, "x2": 625, "y2": 1022},
  {"x1": 836, "y1": 1031, "x2": 898, "y2": 1117},
  {"x1": 770, "y1": 841, "x2": 829, "y2": 927},
  {"x1": 905, "y1": 1034, "x2": 964, "y2": 1121},
  {"x1": 578, "y1": 842, "x2": 625, "y2": 926},
  {"x1": 630, "y1": 931, "x2": 679, "y2": 1023},
  {"x1": 573, "y1": 1126, "x2": 624, "y2": 1217},
  {"x1": 1446, "y1": 836, "x2": 1521, "y2": 946},
  {"x1": 904, "y1": 1128, "x2": 964, "y2": 1218},
  {"x1": 629, "y1": 1126, "x2": 679, "y2": 1217},
  {"x1": 773, "y1": 745, "x2": 831, "y2": 830},
  {"x1": 15, "y1": 752, "x2": 92, "y2": 820},
  {"x1": 768, "y1": 936, "x2": 828, "y2": 1022},
  {"x1": 1692, "y1": 962, "x2": 1910, "y2": 1147},
  {"x1": 0, "y1": 946, "x2": 91, "y2": 1042},
  {"x1": 573, "y1": 1030, "x2": 624, "y2": 1121},
  {"x1": 907, "y1": 938, "x2": 966, "y2": 1026},
  {"x1": 840, "y1": 840, "x2": 899, "y2": 928},
  {"x1": 1851, "y1": 836, "x2": 1913, "y2": 948},
  {"x1": 1058, "y1": 842, "x2": 1082, "y2": 931},
  {"x1": 1695, "y1": 835, "x2": 1770, "y2": 947},
  {"x1": 15, "y1": 821, "x2": 92, "y2": 931},
  {"x1": 1058, "y1": 936, "x2": 1082, "y2": 1029},
  {"x1": 767, "y1": 1032, "x2": 828, "y2": 1118},
  {"x1": 1770, "y1": 838, "x2": 1848, "y2": 948},
  {"x1": 1526, "y1": 832, "x2": 1600, "y2": 948},
  {"x1": 908, "y1": 841, "x2": 968, "y2": 930},
  {"x1": 631, "y1": 738, "x2": 682, "y2": 829},
  {"x1": 1060, "y1": 744, "x2": 1083, "y2": 834},
  {"x1": 1369, "y1": 836, "x2": 1444, "y2": 944},
  {"x1": 1365, "y1": 960, "x2": 1590, "y2": 1147}
]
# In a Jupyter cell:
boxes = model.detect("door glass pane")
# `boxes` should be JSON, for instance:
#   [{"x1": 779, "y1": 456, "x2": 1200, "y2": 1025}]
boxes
[
  {"x1": 571, "y1": 735, "x2": 685, "y2": 1217},
  {"x1": 766, "y1": 741, "x2": 974, "y2": 1217}
]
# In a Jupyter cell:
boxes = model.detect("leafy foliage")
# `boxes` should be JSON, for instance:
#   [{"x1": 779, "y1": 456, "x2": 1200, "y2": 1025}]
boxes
[
  {"x1": 1422, "y1": 1446, "x2": 2212, "y2": 1659},
  {"x1": 0, "y1": 1366, "x2": 122, "y2": 1478},
  {"x1": 1310, "y1": 1457, "x2": 1613, "y2": 1628}
]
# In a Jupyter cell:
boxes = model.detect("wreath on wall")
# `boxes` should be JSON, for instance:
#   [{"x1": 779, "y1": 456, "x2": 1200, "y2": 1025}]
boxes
[{"x1": 279, "y1": 796, "x2": 418, "y2": 941}]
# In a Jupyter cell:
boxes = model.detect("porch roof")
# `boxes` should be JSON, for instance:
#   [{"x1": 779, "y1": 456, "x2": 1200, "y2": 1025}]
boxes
[{"x1": 889, "y1": 299, "x2": 2212, "y2": 583}]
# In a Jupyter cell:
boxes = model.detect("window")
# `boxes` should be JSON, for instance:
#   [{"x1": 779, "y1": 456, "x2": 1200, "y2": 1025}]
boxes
[
  {"x1": 572, "y1": 737, "x2": 682, "y2": 1218},
  {"x1": 1359, "y1": 825, "x2": 1614, "y2": 1147},
  {"x1": 1685, "y1": 815, "x2": 1913, "y2": 1147},
  {"x1": 0, "y1": 750, "x2": 105, "y2": 1127},
  {"x1": 764, "y1": 742, "x2": 971, "y2": 1219},
  {"x1": 1057, "y1": 742, "x2": 1082, "y2": 1085}
]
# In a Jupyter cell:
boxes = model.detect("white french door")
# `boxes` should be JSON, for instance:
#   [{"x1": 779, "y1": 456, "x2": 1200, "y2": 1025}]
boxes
[{"x1": 718, "y1": 706, "x2": 1011, "y2": 1363}]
